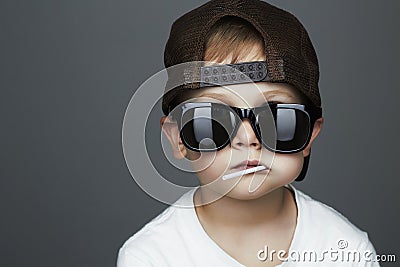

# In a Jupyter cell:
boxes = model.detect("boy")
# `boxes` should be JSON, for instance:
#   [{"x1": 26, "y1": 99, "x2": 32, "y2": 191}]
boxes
[{"x1": 118, "y1": 0, "x2": 378, "y2": 266}]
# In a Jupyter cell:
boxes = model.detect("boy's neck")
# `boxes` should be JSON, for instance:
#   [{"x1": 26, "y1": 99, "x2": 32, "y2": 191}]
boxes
[{"x1": 194, "y1": 186, "x2": 295, "y2": 227}]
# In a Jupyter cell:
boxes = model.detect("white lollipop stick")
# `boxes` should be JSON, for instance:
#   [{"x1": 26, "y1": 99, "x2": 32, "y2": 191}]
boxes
[{"x1": 222, "y1": 165, "x2": 267, "y2": 180}]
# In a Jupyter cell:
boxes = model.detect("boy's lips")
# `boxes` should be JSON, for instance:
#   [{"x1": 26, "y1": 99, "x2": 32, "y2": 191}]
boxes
[{"x1": 231, "y1": 160, "x2": 269, "y2": 171}]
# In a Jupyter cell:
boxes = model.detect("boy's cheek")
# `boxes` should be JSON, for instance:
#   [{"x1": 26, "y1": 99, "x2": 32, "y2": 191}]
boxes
[
  {"x1": 271, "y1": 153, "x2": 304, "y2": 182},
  {"x1": 186, "y1": 150, "x2": 219, "y2": 173},
  {"x1": 189, "y1": 149, "x2": 232, "y2": 184}
]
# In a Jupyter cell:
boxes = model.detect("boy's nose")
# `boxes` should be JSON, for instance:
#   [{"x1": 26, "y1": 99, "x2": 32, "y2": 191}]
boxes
[{"x1": 231, "y1": 119, "x2": 261, "y2": 150}]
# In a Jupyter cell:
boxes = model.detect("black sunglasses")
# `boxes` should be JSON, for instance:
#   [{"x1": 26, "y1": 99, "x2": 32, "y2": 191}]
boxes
[{"x1": 168, "y1": 102, "x2": 322, "y2": 154}]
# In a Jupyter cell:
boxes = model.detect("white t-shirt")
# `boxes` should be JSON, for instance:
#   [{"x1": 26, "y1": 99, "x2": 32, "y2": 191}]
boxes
[{"x1": 117, "y1": 185, "x2": 379, "y2": 266}]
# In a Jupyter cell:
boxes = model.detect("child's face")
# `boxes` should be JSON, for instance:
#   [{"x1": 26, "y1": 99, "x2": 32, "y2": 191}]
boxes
[{"x1": 161, "y1": 50, "x2": 323, "y2": 200}]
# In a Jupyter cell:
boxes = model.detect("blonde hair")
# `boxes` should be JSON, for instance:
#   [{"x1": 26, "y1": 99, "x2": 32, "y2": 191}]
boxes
[{"x1": 203, "y1": 16, "x2": 265, "y2": 63}]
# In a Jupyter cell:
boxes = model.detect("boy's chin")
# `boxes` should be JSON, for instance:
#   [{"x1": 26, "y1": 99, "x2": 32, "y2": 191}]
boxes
[
  {"x1": 207, "y1": 173, "x2": 295, "y2": 201},
  {"x1": 225, "y1": 179, "x2": 281, "y2": 200}
]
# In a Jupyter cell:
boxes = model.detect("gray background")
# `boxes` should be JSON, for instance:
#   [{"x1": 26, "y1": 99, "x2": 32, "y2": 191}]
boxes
[{"x1": 1, "y1": 0, "x2": 399, "y2": 266}]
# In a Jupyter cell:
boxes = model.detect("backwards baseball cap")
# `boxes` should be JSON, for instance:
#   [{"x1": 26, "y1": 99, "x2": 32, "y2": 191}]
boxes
[{"x1": 161, "y1": 0, "x2": 322, "y2": 181}]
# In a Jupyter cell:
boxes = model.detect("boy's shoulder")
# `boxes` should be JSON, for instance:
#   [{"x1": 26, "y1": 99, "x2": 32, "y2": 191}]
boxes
[
  {"x1": 117, "y1": 189, "x2": 199, "y2": 266},
  {"x1": 294, "y1": 185, "x2": 365, "y2": 232},
  {"x1": 290, "y1": 184, "x2": 371, "y2": 250}
]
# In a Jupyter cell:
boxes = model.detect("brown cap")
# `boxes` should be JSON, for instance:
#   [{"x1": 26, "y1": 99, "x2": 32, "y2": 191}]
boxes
[{"x1": 162, "y1": 0, "x2": 321, "y2": 115}]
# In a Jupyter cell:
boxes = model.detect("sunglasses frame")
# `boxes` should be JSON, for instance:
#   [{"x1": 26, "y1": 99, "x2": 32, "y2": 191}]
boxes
[{"x1": 169, "y1": 102, "x2": 322, "y2": 154}]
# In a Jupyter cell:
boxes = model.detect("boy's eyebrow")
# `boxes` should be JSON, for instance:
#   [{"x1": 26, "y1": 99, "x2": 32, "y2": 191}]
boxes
[
  {"x1": 195, "y1": 90, "x2": 296, "y2": 104},
  {"x1": 196, "y1": 92, "x2": 231, "y2": 103},
  {"x1": 262, "y1": 90, "x2": 295, "y2": 100}
]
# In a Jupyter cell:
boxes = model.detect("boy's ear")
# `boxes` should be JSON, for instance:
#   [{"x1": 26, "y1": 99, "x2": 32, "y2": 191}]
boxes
[
  {"x1": 160, "y1": 116, "x2": 187, "y2": 159},
  {"x1": 302, "y1": 117, "x2": 324, "y2": 157}
]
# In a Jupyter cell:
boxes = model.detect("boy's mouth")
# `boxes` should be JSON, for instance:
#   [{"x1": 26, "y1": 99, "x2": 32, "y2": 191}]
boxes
[
  {"x1": 222, "y1": 160, "x2": 270, "y2": 181},
  {"x1": 231, "y1": 160, "x2": 268, "y2": 171}
]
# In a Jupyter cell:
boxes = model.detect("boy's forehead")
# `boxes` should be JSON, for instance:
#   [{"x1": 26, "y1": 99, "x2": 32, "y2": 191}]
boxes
[
  {"x1": 204, "y1": 43, "x2": 265, "y2": 65},
  {"x1": 185, "y1": 82, "x2": 302, "y2": 106}
]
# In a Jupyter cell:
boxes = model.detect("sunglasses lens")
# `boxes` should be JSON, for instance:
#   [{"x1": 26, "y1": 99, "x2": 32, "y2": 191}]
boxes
[
  {"x1": 258, "y1": 107, "x2": 310, "y2": 152},
  {"x1": 180, "y1": 104, "x2": 237, "y2": 151},
  {"x1": 255, "y1": 109, "x2": 277, "y2": 151}
]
